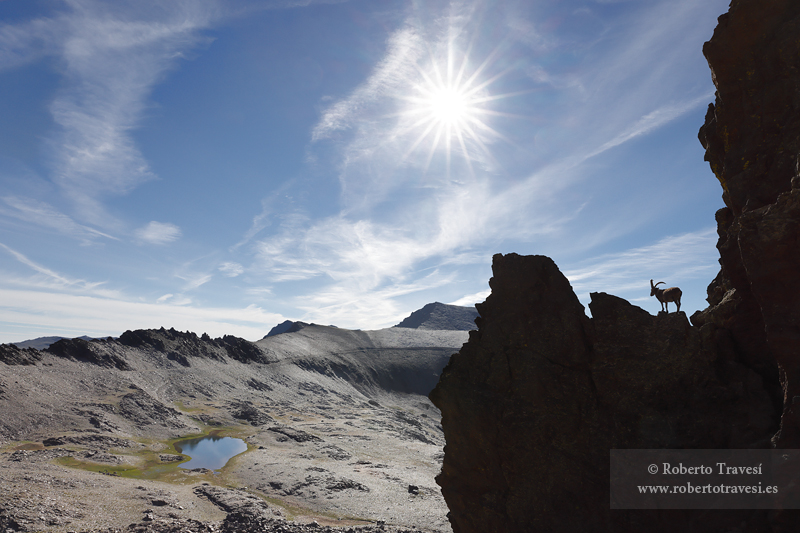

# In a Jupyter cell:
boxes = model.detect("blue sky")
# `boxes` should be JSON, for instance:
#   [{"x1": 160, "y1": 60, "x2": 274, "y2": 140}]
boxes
[{"x1": 0, "y1": 0, "x2": 730, "y2": 343}]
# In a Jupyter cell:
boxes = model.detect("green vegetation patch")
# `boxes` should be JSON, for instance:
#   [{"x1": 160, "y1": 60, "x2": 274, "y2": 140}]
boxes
[
  {"x1": 55, "y1": 427, "x2": 254, "y2": 484},
  {"x1": 7, "y1": 441, "x2": 45, "y2": 451}
]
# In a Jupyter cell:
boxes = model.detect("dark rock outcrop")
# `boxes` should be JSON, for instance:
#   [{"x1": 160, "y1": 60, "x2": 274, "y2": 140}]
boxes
[
  {"x1": 430, "y1": 254, "x2": 781, "y2": 533},
  {"x1": 229, "y1": 400, "x2": 274, "y2": 426},
  {"x1": 46, "y1": 338, "x2": 131, "y2": 370},
  {"x1": 64, "y1": 328, "x2": 271, "y2": 368},
  {"x1": 268, "y1": 425, "x2": 323, "y2": 443},
  {"x1": 0, "y1": 343, "x2": 42, "y2": 365},
  {"x1": 395, "y1": 302, "x2": 479, "y2": 331},
  {"x1": 119, "y1": 328, "x2": 228, "y2": 363},
  {"x1": 118, "y1": 389, "x2": 186, "y2": 429},
  {"x1": 694, "y1": 0, "x2": 800, "y2": 448},
  {"x1": 217, "y1": 335, "x2": 271, "y2": 364},
  {"x1": 5, "y1": 329, "x2": 269, "y2": 370}
]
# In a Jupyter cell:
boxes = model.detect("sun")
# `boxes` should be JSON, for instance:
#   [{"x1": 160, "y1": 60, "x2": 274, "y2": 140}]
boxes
[
  {"x1": 426, "y1": 86, "x2": 470, "y2": 126},
  {"x1": 398, "y1": 47, "x2": 508, "y2": 174}
]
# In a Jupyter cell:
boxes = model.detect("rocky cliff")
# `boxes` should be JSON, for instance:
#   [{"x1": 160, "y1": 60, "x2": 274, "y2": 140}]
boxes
[
  {"x1": 430, "y1": 254, "x2": 781, "y2": 532},
  {"x1": 694, "y1": 0, "x2": 800, "y2": 449},
  {"x1": 430, "y1": 0, "x2": 800, "y2": 531}
]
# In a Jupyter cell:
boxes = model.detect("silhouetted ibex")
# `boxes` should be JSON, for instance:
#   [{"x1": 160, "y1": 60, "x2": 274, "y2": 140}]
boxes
[{"x1": 650, "y1": 279, "x2": 682, "y2": 313}]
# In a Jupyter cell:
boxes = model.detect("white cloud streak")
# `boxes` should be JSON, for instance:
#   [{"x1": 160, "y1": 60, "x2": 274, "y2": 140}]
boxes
[
  {"x1": 312, "y1": 27, "x2": 424, "y2": 142},
  {"x1": 0, "y1": 195, "x2": 118, "y2": 243},
  {"x1": 0, "y1": 17, "x2": 65, "y2": 71},
  {"x1": 0, "y1": 242, "x2": 108, "y2": 292},
  {"x1": 219, "y1": 262, "x2": 244, "y2": 277},
  {"x1": 563, "y1": 228, "x2": 719, "y2": 299},
  {"x1": 294, "y1": 268, "x2": 458, "y2": 329},
  {"x1": 1, "y1": 0, "x2": 219, "y2": 228},
  {"x1": 135, "y1": 221, "x2": 182, "y2": 245},
  {"x1": 0, "y1": 287, "x2": 282, "y2": 342},
  {"x1": 449, "y1": 289, "x2": 490, "y2": 307},
  {"x1": 180, "y1": 273, "x2": 213, "y2": 291},
  {"x1": 584, "y1": 93, "x2": 714, "y2": 161}
]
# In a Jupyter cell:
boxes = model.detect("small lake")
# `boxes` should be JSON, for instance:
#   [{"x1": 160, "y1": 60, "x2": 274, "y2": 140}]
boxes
[{"x1": 174, "y1": 435, "x2": 247, "y2": 471}]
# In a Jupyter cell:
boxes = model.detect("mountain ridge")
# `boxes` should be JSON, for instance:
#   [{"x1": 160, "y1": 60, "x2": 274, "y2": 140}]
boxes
[{"x1": 394, "y1": 302, "x2": 478, "y2": 331}]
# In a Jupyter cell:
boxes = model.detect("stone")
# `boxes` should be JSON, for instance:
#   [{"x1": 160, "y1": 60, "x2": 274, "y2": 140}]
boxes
[{"x1": 431, "y1": 254, "x2": 782, "y2": 532}]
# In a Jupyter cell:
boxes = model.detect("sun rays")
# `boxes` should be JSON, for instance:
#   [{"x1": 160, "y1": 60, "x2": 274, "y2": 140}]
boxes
[{"x1": 398, "y1": 43, "x2": 510, "y2": 176}]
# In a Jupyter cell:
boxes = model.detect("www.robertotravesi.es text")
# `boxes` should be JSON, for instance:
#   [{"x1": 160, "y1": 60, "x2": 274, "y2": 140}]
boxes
[{"x1": 637, "y1": 482, "x2": 779, "y2": 495}]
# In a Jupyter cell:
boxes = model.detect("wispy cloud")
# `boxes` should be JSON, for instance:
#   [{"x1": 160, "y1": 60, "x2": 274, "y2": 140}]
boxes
[
  {"x1": 0, "y1": 287, "x2": 282, "y2": 342},
  {"x1": 0, "y1": 242, "x2": 106, "y2": 291},
  {"x1": 0, "y1": 195, "x2": 118, "y2": 243},
  {"x1": 249, "y1": 180, "x2": 564, "y2": 327},
  {"x1": 568, "y1": 0, "x2": 715, "y2": 146},
  {"x1": 563, "y1": 228, "x2": 719, "y2": 299},
  {"x1": 234, "y1": 181, "x2": 299, "y2": 249},
  {"x1": 219, "y1": 262, "x2": 244, "y2": 277},
  {"x1": 179, "y1": 273, "x2": 212, "y2": 291},
  {"x1": 584, "y1": 93, "x2": 714, "y2": 161},
  {"x1": 0, "y1": 16, "x2": 65, "y2": 71},
  {"x1": 449, "y1": 289, "x2": 490, "y2": 307},
  {"x1": 6, "y1": 0, "x2": 219, "y2": 227},
  {"x1": 312, "y1": 27, "x2": 424, "y2": 142},
  {"x1": 294, "y1": 268, "x2": 457, "y2": 328},
  {"x1": 135, "y1": 221, "x2": 182, "y2": 245}
]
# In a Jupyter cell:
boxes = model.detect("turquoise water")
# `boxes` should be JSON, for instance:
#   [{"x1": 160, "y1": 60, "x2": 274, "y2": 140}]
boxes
[{"x1": 174, "y1": 435, "x2": 247, "y2": 470}]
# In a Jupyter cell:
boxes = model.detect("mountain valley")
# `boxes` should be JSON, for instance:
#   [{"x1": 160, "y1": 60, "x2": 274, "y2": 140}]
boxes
[{"x1": 0, "y1": 304, "x2": 474, "y2": 533}]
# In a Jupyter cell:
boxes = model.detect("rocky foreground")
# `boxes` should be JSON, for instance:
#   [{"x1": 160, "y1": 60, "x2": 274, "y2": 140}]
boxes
[{"x1": 0, "y1": 313, "x2": 472, "y2": 532}]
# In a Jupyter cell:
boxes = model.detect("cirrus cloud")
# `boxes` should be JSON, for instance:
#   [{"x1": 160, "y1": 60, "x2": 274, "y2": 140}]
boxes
[{"x1": 135, "y1": 221, "x2": 182, "y2": 245}]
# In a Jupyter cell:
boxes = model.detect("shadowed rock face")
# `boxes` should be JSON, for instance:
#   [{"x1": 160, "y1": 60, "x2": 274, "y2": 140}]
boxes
[
  {"x1": 47, "y1": 338, "x2": 131, "y2": 370},
  {"x1": 430, "y1": 254, "x2": 782, "y2": 533},
  {"x1": 0, "y1": 344, "x2": 42, "y2": 365},
  {"x1": 694, "y1": 0, "x2": 800, "y2": 448}
]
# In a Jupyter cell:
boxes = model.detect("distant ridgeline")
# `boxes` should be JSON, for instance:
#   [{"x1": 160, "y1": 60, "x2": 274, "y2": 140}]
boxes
[
  {"x1": 12, "y1": 335, "x2": 95, "y2": 351},
  {"x1": 264, "y1": 302, "x2": 479, "y2": 338},
  {"x1": 1, "y1": 302, "x2": 476, "y2": 397},
  {"x1": 394, "y1": 302, "x2": 479, "y2": 331}
]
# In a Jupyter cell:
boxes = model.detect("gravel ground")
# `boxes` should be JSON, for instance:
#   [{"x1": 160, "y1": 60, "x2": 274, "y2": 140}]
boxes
[{"x1": 0, "y1": 326, "x2": 463, "y2": 533}]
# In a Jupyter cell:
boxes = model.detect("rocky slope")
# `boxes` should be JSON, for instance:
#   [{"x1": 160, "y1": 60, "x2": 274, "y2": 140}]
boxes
[
  {"x1": 0, "y1": 310, "x2": 470, "y2": 533},
  {"x1": 394, "y1": 303, "x2": 478, "y2": 331},
  {"x1": 428, "y1": 0, "x2": 800, "y2": 531}
]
